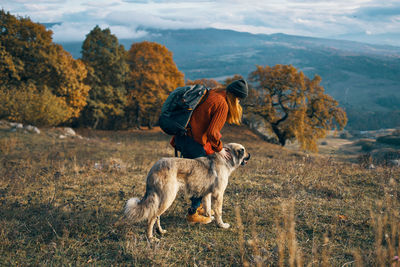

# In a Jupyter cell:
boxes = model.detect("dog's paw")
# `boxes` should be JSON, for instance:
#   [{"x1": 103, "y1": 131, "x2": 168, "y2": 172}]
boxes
[
  {"x1": 158, "y1": 229, "x2": 167, "y2": 235},
  {"x1": 218, "y1": 222, "x2": 230, "y2": 229}
]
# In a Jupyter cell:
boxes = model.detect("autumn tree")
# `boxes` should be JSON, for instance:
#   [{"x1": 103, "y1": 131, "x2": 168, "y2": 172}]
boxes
[
  {"x1": 80, "y1": 26, "x2": 128, "y2": 129},
  {"x1": 185, "y1": 75, "x2": 246, "y2": 89},
  {"x1": 248, "y1": 64, "x2": 347, "y2": 151},
  {"x1": 186, "y1": 78, "x2": 221, "y2": 89},
  {"x1": 0, "y1": 10, "x2": 90, "y2": 125},
  {"x1": 126, "y1": 41, "x2": 184, "y2": 128}
]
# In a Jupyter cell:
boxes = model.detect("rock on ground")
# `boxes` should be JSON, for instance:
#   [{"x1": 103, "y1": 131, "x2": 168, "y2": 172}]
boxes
[
  {"x1": 10, "y1": 122, "x2": 23, "y2": 129},
  {"x1": 25, "y1": 125, "x2": 41, "y2": 134},
  {"x1": 63, "y1": 127, "x2": 76, "y2": 136}
]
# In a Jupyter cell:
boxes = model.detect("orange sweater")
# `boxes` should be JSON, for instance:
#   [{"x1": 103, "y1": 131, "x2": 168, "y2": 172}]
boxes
[
  {"x1": 187, "y1": 90, "x2": 228, "y2": 154},
  {"x1": 170, "y1": 89, "x2": 228, "y2": 155}
]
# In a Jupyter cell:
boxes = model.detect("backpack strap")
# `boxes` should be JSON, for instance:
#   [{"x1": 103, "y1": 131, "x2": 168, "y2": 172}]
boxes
[
  {"x1": 185, "y1": 88, "x2": 210, "y2": 136},
  {"x1": 197, "y1": 87, "x2": 210, "y2": 106}
]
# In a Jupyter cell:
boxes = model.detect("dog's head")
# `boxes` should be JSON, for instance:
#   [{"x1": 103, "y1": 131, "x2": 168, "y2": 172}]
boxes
[{"x1": 224, "y1": 143, "x2": 251, "y2": 167}]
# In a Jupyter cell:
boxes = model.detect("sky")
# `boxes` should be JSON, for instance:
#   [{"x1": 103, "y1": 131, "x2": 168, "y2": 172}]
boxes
[{"x1": 1, "y1": 0, "x2": 400, "y2": 46}]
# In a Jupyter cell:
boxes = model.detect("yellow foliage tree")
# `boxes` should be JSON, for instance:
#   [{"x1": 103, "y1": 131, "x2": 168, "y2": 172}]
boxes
[
  {"x1": 248, "y1": 64, "x2": 347, "y2": 151},
  {"x1": 186, "y1": 78, "x2": 221, "y2": 89},
  {"x1": 126, "y1": 41, "x2": 184, "y2": 128},
  {"x1": 0, "y1": 10, "x2": 90, "y2": 125}
]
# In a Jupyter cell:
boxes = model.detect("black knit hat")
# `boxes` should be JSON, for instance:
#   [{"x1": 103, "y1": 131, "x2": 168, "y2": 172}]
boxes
[{"x1": 226, "y1": 79, "x2": 248, "y2": 99}]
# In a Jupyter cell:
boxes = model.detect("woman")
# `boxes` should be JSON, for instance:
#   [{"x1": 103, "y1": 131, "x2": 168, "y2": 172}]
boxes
[{"x1": 172, "y1": 79, "x2": 248, "y2": 224}]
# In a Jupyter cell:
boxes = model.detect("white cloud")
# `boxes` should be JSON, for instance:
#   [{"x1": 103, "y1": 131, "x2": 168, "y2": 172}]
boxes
[
  {"x1": 0, "y1": 0, "x2": 399, "y2": 45},
  {"x1": 51, "y1": 22, "x2": 149, "y2": 42},
  {"x1": 51, "y1": 22, "x2": 95, "y2": 42},
  {"x1": 108, "y1": 25, "x2": 148, "y2": 39}
]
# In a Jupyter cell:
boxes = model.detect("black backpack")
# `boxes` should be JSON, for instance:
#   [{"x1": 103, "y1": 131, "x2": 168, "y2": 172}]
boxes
[{"x1": 159, "y1": 84, "x2": 210, "y2": 136}]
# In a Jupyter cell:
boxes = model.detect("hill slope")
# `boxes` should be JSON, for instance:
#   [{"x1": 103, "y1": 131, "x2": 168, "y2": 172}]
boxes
[{"x1": 1, "y1": 124, "x2": 399, "y2": 265}]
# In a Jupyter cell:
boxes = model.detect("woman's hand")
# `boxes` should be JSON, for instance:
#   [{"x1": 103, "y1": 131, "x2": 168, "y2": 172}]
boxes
[{"x1": 219, "y1": 148, "x2": 232, "y2": 161}]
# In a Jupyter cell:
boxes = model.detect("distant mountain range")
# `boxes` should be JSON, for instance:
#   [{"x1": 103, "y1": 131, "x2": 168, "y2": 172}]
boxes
[{"x1": 57, "y1": 28, "x2": 400, "y2": 130}]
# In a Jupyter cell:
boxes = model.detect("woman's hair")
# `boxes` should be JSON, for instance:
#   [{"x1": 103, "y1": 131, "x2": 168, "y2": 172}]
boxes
[{"x1": 215, "y1": 87, "x2": 243, "y2": 125}]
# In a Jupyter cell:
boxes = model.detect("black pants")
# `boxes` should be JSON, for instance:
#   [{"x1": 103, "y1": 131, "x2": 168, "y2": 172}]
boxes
[{"x1": 175, "y1": 135, "x2": 206, "y2": 215}]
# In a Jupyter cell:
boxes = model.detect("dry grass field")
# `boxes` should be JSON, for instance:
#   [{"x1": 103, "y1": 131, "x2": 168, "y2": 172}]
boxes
[{"x1": 1, "y1": 124, "x2": 400, "y2": 266}]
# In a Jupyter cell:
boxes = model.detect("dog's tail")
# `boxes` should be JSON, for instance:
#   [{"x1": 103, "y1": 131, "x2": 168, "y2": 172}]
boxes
[{"x1": 124, "y1": 191, "x2": 159, "y2": 222}]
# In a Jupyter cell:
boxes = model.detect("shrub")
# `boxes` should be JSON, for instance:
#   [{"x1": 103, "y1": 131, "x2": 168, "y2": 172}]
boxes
[
  {"x1": 355, "y1": 139, "x2": 376, "y2": 152},
  {"x1": 339, "y1": 131, "x2": 353, "y2": 139},
  {"x1": 376, "y1": 135, "x2": 400, "y2": 146},
  {"x1": 392, "y1": 129, "x2": 400, "y2": 136},
  {"x1": 371, "y1": 148, "x2": 400, "y2": 165},
  {"x1": 0, "y1": 84, "x2": 71, "y2": 126},
  {"x1": 361, "y1": 142, "x2": 375, "y2": 152}
]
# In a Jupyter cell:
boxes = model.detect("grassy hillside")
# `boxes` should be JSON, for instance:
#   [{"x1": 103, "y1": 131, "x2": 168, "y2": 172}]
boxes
[{"x1": 1, "y1": 125, "x2": 399, "y2": 265}]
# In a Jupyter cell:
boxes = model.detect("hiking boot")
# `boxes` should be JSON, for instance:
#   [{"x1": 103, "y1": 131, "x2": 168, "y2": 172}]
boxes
[
  {"x1": 186, "y1": 211, "x2": 213, "y2": 225},
  {"x1": 197, "y1": 204, "x2": 215, "y2": 216}
]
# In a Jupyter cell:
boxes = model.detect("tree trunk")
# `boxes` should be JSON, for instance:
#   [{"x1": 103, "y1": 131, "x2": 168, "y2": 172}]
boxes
[
  {"x1": 272, "y1": 125, "x2": 286, "y2": 146},
  {"x1": 135, "y1": 105, "x2": 141, "y2": 129},
  {"x1": 277, "y1": 134, "x2": 286, "y2": 146},
  {"x1": 93, "y1": 117, "x2": 99, "y2": 129}
]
